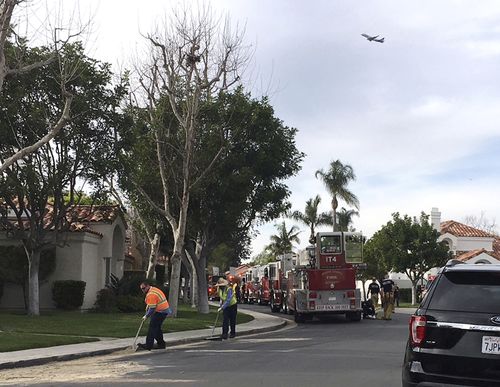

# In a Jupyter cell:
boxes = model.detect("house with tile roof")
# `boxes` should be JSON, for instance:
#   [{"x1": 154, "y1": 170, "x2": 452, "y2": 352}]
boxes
[
  {"x1": 388, "y1": 208, "x2": 500, "y2": 289},
  {"x1": 432, "y1": 208, "x2": 500, "y2": 265},
  {"x1": 0, "y1": 205, "x2": 128, "y2": 310}
]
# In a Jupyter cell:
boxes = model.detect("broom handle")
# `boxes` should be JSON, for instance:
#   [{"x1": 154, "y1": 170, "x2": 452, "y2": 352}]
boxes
[
  {"x1": 133, "y1": 318, "x2": 145, "y2": 347},
  {"x1": 211, "y1": 310, "x2": 220, "y2": 337}
]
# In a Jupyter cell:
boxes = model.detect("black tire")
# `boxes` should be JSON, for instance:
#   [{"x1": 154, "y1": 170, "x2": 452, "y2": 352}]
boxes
[
  {"x1": 294, "y1": 301, "x2": 305, "y2": 323},
  {"x1": 346, "y1": 311, "x2": 362, "y2": 322}
]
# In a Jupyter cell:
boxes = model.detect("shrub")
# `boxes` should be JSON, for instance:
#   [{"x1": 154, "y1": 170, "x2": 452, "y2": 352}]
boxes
[
  {"x1": 93, "y1": 288, "x2": 117, "y2": 313},
  {"x1": 116, "y1": 295, "x2": 144, "y2": 313},
  {"x1": 52, "y1": 280, "x2": 86, "y2": 310}
]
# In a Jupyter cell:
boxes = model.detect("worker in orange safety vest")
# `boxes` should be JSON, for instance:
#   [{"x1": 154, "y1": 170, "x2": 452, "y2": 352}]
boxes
[{"x1": 136, "y1": 281, "x2": 172, "y2": 351}]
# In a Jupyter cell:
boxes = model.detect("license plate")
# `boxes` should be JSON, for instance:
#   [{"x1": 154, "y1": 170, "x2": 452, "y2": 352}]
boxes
[
  {"x1": 328, "y1": 297, "x2": 336, "y2": 301},
  {"x1": 482, "y1": 336, "x2": 500, "y2": 354},
  {"x1": 315, "y1": 304, "x2": 349, "y2": 311}
]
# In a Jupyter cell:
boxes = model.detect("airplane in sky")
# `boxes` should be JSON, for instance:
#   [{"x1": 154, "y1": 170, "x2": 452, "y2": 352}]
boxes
[{"x1": 361, "y1": 33, "x2": 385, "y2": 43}]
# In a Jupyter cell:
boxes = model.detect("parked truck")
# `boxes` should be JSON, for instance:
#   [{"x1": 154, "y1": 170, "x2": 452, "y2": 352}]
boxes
[
  {"x1": 269, "y1": 253, "x2": 297, "y2": 313},
  {"x1": 286, "y1": 232, "x2": 364, "y2": 323}
]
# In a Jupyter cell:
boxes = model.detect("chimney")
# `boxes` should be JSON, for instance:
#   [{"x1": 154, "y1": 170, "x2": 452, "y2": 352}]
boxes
[{"x1": 431, "y1": 207, "x2": 441, "y2": 233}]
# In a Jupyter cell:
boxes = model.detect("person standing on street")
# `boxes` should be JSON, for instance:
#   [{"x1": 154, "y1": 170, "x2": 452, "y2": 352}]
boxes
[
  {"x1": 393, "y1": 284, "x2": 400, "y2": 310},
  {"x1": 216, "y1": 277, "x2": 238, "y2": 339},
  {"x1": 137, "y1": 281, "x2": 172, "y2": 351},
  {"x1": 380, "y1": 275, "x2": 395, "y2": 320},
  {"x1": 367, "y1": 279, "x2": 380, "y2": 308}
]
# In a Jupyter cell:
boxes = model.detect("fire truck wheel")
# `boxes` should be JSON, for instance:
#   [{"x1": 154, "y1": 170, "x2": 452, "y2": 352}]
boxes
[
  {"x1": 294, "y1": 311, "x2": 305, "y2": 323},
  {"x1": 346, "y1": 311, "x2": 362, "y2": 322}
]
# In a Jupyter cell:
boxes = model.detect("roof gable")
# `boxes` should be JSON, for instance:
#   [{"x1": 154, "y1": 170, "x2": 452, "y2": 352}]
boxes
[{"x1": 440, "y1": 220, "x2": 496, "y2": 238}]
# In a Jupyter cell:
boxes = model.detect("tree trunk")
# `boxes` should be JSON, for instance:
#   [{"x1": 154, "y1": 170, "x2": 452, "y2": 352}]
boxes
[
  {"x1": 331, "y1": 196, "x2": 338, "y2": 232},
  {"x1": 183, "y1": 249, "x2": 198, "y2": 309},
  {"x1": 195, "y1": 252, "x2": 209, "y2": 314},
  {"x1": 28, "y1": 249, "x2": 41, "y2": 316},
  {"x1": 146, "y1": 232, "x2": 160, "y2": 280},
  {"x1": 168, "y1": 250, "x2": 182, "y2": 317}
]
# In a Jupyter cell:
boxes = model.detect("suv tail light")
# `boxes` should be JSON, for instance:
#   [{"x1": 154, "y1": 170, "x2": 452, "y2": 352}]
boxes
[
  {"x1": 309, "y1": 291, "x2": 317, "y2": 299},
  {"x1": 410, "y1": 315, "x2": 427, "y2": 346}
]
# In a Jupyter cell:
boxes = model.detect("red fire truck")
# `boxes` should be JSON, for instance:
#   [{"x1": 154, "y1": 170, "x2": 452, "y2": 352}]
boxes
[
  {"x1": 207, "y1": 275, "x2": 221, "y2": 301},
  {"x1": 269, "y1": 253, "x2": 297, "y2": 313},
  {"x1": 285, "y1": 231, "x2": 364, "y2": 323},
  {"x1": 241, "y1": 267, "x2": 260, "y2": 304}
]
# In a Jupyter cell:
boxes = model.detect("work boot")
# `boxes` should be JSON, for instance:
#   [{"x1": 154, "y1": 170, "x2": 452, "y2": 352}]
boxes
[
  {"x1": 221, "y1": 334, "x2": 228, "y2": 340},
  {"x1": 229, "y1": 333, "x2": 236, "y2": 338},
  {"x1": 135, "y1": 343, "x2": 151, "y2": 351},
  {"x1": 153, "y1": 343, "x2": 166, "y2": 350}
]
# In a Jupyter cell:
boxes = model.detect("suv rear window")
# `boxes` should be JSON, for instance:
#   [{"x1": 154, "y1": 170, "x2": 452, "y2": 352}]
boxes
[{"x1": 427, "y1": 271, "x2": 500, "y2": 313}]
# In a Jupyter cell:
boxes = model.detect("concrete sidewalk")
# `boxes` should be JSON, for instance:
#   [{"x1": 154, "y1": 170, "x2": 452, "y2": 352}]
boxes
[{"x1": 0, "y1": 309, "x2": 287, "y2": 370}]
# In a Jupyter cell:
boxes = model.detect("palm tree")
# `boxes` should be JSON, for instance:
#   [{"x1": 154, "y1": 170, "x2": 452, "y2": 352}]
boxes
[
  {"x1": 267, "y1": 221, "x2": 301, "y2": 256},
  {"x1": 290, "y1": 195, "x2": 333, "y2": 244},
  {"x1": 315, "y1": 160, "x2": 360, "y2": 231},
  {"x1": 337, "y1": 207, "x2": 359, "y2": 231}
]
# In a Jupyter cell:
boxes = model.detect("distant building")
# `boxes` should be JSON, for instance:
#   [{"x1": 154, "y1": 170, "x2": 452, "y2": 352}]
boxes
[{"x1": 390, "y1": 207, "x2": 500, "y2": 288}]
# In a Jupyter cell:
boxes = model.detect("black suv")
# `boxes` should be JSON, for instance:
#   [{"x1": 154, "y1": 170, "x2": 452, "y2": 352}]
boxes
[{"x1": 402, "y1": 260, "x2": 500, "y2": 386}]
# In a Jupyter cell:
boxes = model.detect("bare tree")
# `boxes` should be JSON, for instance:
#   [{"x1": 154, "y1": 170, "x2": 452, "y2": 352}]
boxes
[
  {"x1": 131, "y1": 5, "x2": 249, "y2": 316},
  {"x1": 463, "y1": 212, "x2": 498, "y2": 236}
]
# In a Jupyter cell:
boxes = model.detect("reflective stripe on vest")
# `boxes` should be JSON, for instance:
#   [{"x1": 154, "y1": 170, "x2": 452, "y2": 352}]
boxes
[{"x1": 145, "y1": 286, "x2": 169, "y2": 312}]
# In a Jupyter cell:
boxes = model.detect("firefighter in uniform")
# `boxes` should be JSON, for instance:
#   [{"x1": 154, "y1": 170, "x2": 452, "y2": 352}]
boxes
[
  {"x1": 137, "y1": 281, "x2": 172, "y2": 351},
  {"x1": 215, "y1": 277, "x2": 238, "y2": 339},
  {"x1": 380, "y1": 276, "x2": 395, "y2": 320}
]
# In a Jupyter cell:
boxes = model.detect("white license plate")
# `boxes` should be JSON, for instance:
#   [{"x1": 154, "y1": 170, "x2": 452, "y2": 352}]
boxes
[
  {"x1": 315, "y1": 304, "x2": 349, "y2": 311},
  {"x1": 328, "y1": 297, "x2": 336, "y2": 301},
  {"x1": 482, "y1": 336, "x2": 500, "y2": 354}
]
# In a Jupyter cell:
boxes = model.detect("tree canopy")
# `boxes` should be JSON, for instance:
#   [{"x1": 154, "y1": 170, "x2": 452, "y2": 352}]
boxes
[
  {"x1": 367, "y1": 212, "x2": 450, "y2": 304},
  {"x1": 0, "y1": 41, "x2": 128, "y2": 315}
]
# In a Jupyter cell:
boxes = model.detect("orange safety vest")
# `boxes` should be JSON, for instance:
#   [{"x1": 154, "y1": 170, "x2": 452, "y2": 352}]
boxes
[{"x1": 145, "y1": 286, "x2": 170, "y2": 312}]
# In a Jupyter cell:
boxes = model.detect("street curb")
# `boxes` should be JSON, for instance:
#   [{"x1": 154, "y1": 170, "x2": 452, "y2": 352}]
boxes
[{"x1": 0, "y1": 317, "x2": 288, "y2": 370}]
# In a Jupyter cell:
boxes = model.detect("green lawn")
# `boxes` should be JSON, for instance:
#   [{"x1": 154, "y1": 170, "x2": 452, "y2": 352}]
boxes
[{"x1": 0, "y1": 304, "x2": 253, "y2": 352}]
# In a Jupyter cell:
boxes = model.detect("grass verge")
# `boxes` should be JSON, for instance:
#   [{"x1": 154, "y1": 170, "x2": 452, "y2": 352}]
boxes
[{"x1": 0, "y1": 304, "x2": 253, "y2": 352}]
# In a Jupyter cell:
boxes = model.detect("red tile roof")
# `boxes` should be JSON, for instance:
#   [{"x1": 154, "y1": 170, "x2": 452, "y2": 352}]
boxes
[
  {"x1": 440, "y1": 220, "x2": 496, "y2": 238},
  {"x1": 455, "y1": 249, "x2": 488, "y2": 262},
  {"x1": 1, "y1": 204, "x2": 124, "y2": 237}
]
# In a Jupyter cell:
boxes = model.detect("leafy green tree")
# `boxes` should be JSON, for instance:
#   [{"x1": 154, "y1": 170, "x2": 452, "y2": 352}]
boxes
[
  {"x1": 359, "y1": 236, "x2": 390, "y2": 300},
  {"x1": 290, "y1": 195, "x2": 332, "y2": 244},
  {"x1": 267, "y1": 221, "x2": 301, "y2": 256},
  {"x1": 315, "y1": 160, "x2": 359, "y2": 231},
  {"x1": 369, "y1": 212, "x2": 450, "y2": 304},
  {"x1": 119, "y1": 86, "x2": 303, "y2": 313},
  {"x1": 0, "y1": 42, "x2": 128, "y2": 315},
  {"x1": 337, "y1": 207, "x2": 359, "y2": 232},
  {"x1": 179, "y1": 89, "x2": 303, "y2": 313}
]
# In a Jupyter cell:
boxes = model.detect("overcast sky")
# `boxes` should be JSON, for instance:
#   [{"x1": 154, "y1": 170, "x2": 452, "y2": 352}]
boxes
[{"x1": 19, "y1": 0, "x2": 500, "y2": 256}]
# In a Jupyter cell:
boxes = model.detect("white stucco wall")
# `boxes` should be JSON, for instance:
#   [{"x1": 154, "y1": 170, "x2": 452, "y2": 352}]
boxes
[
  {"x1": 463, "y1": 253, "x2": 500, "y2": 265},
  {"x1": 439, "y1": 232, "x2": 494, "y2": 252},
  {"x1": 0, "y1": 216, "x2": 127, "y2": 310}
]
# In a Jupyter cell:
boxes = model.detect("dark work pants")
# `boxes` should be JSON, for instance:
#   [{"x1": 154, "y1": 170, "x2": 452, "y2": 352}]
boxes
[
  {"x1": 146, "y1": 312, "x2": 167, "y2": 349},
  {"x1": 222, "y1": 304, "x2": 237, "y2": 337}
]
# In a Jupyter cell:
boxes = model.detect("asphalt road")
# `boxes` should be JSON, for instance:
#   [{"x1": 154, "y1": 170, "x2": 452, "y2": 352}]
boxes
[{"x1": 0, "y1": 305, "x2": 411, "y2": 387}]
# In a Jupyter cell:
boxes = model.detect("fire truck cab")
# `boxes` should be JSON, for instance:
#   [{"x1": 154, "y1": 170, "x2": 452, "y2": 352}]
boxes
[{"x1": 286, "y1": 231, "x2": 364, "y2": 323}]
